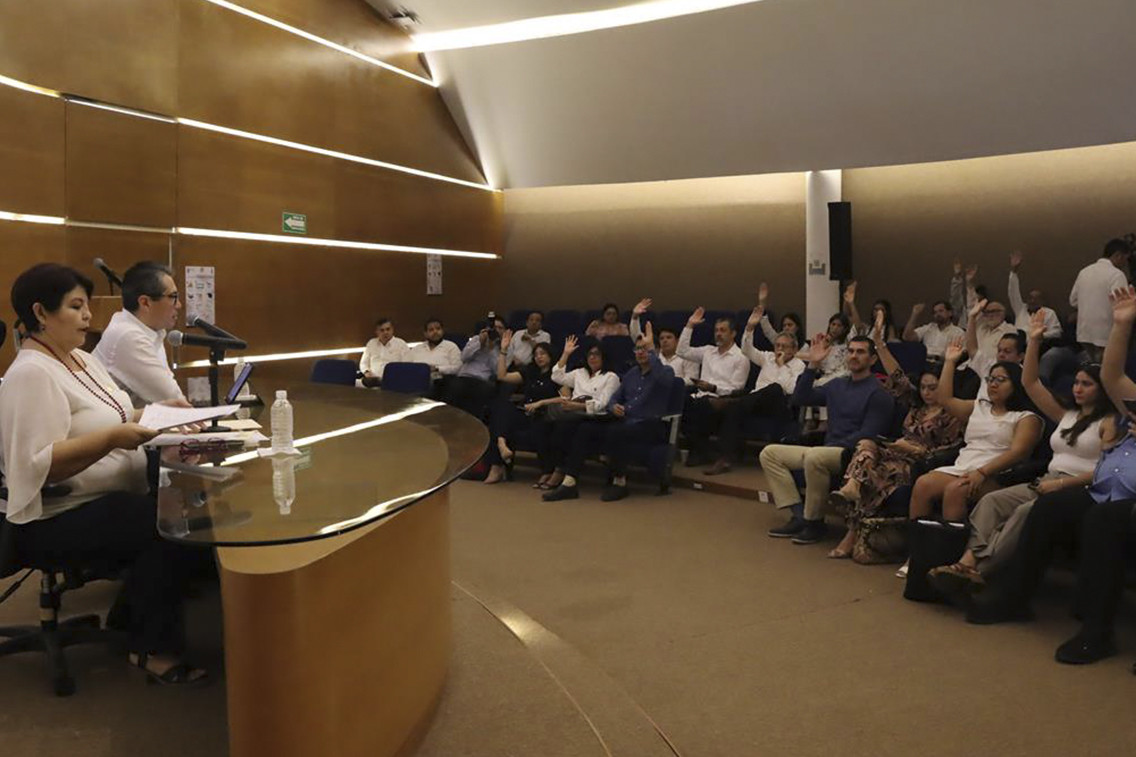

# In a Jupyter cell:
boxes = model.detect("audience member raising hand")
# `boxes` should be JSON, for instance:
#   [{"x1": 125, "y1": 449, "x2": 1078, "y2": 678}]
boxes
[{"x1": 585, "y1": 302, "x2": 630, "y2": 339}]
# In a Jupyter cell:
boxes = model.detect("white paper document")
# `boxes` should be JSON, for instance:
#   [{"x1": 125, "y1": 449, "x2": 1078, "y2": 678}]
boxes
[
  {"x1": 145, "y1": 431, "x2": 269, "y2": 448},
  {"x1": 140, "y1": 404, "x2": 241, "y2": 431}
]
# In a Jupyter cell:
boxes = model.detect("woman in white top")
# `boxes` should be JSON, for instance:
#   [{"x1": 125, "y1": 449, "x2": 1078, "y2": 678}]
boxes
[
  {"x1": 541, "y1": 336, "x2": 620, "y2": 499},
  {"x1": 908, "y1": 338, "x2": 1043, "y2": 528},
  {"x1": 928, "y1": 311, "x2": 1112, "y2": 595},
  {"x1": 0, "y1": 264, "x2": 208, "y2": 686}
]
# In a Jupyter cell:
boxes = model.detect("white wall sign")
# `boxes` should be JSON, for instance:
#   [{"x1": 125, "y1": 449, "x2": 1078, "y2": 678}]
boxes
[
  {"x1": 426, "y1": 253, "x2": 443, "y2": 295},
  {"x1": 185, "y1": 265, "x2": 216, "y2": 324}
]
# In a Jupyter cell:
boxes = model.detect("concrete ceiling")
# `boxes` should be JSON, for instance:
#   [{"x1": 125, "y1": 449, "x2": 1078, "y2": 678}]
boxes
[{"x1": 395, "y1": 0, "x2": 1136, "y2": 188}]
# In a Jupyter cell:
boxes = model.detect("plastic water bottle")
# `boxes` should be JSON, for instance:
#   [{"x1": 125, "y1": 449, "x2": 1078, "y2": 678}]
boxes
[
  {"x1": 272, "y1": 456, "x2": 296, "y2": 515},
  {"x1": 271, "y1": 390, "x2": 294, "y2": 452}
]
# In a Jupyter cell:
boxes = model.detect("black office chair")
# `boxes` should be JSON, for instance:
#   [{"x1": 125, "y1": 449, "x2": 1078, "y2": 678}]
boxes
[{"x1": 0, "y1": 486, "x2": 126, "y2": 696}]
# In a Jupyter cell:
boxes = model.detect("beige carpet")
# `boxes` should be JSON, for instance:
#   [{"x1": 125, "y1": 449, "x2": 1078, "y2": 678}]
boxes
[{"x1": 2, "y1": 471, "x2": 1134, "y2": 756}]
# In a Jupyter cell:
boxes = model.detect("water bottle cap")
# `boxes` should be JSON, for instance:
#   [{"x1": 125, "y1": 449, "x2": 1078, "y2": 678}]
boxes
[{"x1": 276, "y1": 390, "x2": 287, "y2": 400}]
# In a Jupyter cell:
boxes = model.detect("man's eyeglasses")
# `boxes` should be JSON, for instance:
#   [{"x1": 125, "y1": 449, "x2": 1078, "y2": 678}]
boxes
[{"x1": 151, "y1": 292, "x2": 180, "y2": 302}]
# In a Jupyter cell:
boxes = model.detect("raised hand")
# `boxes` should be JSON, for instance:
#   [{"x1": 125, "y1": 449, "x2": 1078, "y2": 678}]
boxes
[
  {"x1": 585, "y1": 320, "x2": 601, "y2": 334},
  {"x1": 478, "y1": 328, "x2": 490, "y2": 347},
  {"x1": 500, "y1": 329, "x2": 513, "y2": 350},
  {"x1": 1028, "y1": 310, "x2": 1047, "y2": 341},
  {"x1": 911, "y1": 302, "x2": 926, "y2": 318},
  {"x1": 758, "y1": 282, "x2": 769, "y2": 305},
  {"x1": 944, "y1": 337, "x2": 966, "y2": 363},
  {"x1": 970, "y1": 297, "x2": 988, "y2": 319},
  {"x1": 843, "y1": 280, "x2": 858, "y2": 305},
  {"x1": 872, "y1": 309, "x2": 886, "y2": 343},
  {"x1": 965, "y1": 264, "x2": 978, "y2": 283},
  {"x1": 746, "y1": 306, "x2": 764, "y2": 331},
  {"x1": 1109, "y1": 286, "x2": 1136, "y2": 325},
  {"x1": 1009, "y1": 250, "x2": 1023, "y2": 271},
  {"x1": 632, "y1": 298, "x2": 652, "y2": 316},
  {"x1": 953, "y1": 258, "x2": 962, "y2": 276},
  {"x1": 639, "y1": 320, "x2": 655, "y2": 350},
  {"x1": 801, "y1": 333, "x2": 831, "y2": 365},
  {"x1": 687, "y1": 307, "x2": 706, "y2": 327},
  {"x1": 562, "y1": 334, "x2": 579, "y2": 357}
]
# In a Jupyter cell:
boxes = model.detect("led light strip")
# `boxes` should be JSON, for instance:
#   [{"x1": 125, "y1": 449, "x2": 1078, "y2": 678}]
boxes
[
  {"x1": 202, "y1": 0, "x2": 435, "y2": 87},
  {"x1": 177, "y1": 118, "x2": 494, "y2": 191},
  {"x1": 0, "y1": 74, "x2": 495, "y2": 192},
  {"x1": 176, "y1": 226, "x2": 498, "y2": 259},
  {"x1": 178, "y1": 346, "x2": 364, "y2": 369},
  {"x1": 413, "y1": 0, "x2": 769, "y2": 52},
  {"x1": 0, "y1": 211, "x2": 498, "y2": 262}
]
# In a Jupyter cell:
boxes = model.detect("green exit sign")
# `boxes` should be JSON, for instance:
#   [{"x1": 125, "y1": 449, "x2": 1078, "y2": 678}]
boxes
[{"x1": 282, "y1": 212, "x2": 307, "y2": 235}]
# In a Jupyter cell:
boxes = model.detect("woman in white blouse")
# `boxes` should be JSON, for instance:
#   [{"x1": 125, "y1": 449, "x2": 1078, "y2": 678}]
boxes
[
  {"x1": 927, "y1": 311, "x2": 1112, "y2": 597},
  {"x1": 541, "y1": 336, "x2": 620, "y2": 500},
  {"x1": 901, "y1": 338, "x2": 1044, "y2": 577},
  {"x1": 0, "y1": 264, "x2": 207, "y2": 686}
]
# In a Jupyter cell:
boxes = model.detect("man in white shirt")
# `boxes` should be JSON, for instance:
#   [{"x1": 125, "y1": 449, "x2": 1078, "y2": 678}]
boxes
[
  {"x1": 966, "y1": 299, "x2": 1017, "y2": 369},
  {"x1": 1070, "y1": 239, "x2": 1131, "y2": 360},
  {"x1": 629, "y1": 298, "x2": 698, "y2": 384},
  {"x1": 902, "y1": 300, "x2": 965, "y2": 360},
  {"x1": 1008, "y1": 251, "x2": 1062, "y2": 339},
  {"x1": 93, "y1": 261, "x2": 185, "y2": 406},
  {"x1": 505, "y1": 310, "x2": 551, "y2": 367},
  {"x1": 677, "y1": 308, "x2": 750, "y2": 465},
  {"x1": 359, "y1": 317, "x2": 409, "y2": 387},
  {"x1": 408, "y1": 318, "x2": 462, "y2": 387},
  {"x1": 705, "y1": 307, "x2": 805, "y2": 475}
]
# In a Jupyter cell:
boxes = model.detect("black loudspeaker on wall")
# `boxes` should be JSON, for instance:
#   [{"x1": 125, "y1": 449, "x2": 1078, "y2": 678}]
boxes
[{"x1": 828, "y1": 201, "x2": 852, "y2": 281}]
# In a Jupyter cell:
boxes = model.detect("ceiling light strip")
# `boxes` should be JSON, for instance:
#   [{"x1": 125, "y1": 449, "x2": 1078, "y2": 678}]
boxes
[
  {"x1": 0, "y1": 74, "x2": 494, "y2": 192},
  {"x1": 201, "y1": 0, "x2": 436, "y2": 87},
  {"x1": 177, "y1": 118, "x2": 495, "y2": 191},
  {"x1": 68, "y1": 220, "x2": 175, "y2": 234},
  {"x1": 178, "y1": 346, "x2": 365, "y2": 369},
  {"x1": 176, "y1": 226, "x2": 499, "y2": 259},
  {"x1": 414, "y1": 0, "x2": 768, "y2": 51}
]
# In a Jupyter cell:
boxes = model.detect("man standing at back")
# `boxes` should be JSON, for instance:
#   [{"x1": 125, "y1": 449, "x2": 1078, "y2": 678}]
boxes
[
  {"x1": 1070, "y1": 239, "x2": 1131, "y2": 361},
  {"x1": 759, "y1": 334, "x2": 895, "y2": 545},
  {"x1": 93, "y1": 261, "x2": 185, "y2": 406}
]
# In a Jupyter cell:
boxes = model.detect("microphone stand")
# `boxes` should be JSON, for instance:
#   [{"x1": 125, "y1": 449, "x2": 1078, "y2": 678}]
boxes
[{"x1": 206, "y1": 345, "x2": 231, "y2": 432}]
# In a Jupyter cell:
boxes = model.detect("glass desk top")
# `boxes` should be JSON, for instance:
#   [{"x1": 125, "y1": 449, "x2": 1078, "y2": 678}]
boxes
[{"x1": 156, "y1": 382, "x2": 487, "y2": 547}]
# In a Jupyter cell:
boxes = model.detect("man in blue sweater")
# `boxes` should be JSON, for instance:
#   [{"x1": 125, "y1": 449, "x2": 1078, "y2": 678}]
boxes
[
  {"x1": 546, "y1": 322, "x2": 676, "y2": 502},
  {"x1": 759, "y1": 334, "x2": 895, "y2": 544}
]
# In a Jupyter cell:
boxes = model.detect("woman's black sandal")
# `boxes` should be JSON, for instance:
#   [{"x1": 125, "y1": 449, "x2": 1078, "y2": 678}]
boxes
[{"x1": 132, "y1": 653, "x2": 210, "y2": 687}]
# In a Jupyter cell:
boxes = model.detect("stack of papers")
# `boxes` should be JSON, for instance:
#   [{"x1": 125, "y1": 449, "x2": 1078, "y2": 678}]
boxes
[{"x1": 139, "y1": 404, "x2": 241, "y2": 431}]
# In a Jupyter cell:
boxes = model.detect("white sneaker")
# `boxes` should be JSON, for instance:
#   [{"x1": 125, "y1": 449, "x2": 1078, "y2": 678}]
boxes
[{"x1": 895, "y1": 563, "x2": 909, "y2": 579}]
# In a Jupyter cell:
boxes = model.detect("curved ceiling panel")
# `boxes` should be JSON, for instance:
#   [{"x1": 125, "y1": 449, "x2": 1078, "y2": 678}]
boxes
[{"x1": 409, "y1": 0, "x2": 1136, "y2": 188}]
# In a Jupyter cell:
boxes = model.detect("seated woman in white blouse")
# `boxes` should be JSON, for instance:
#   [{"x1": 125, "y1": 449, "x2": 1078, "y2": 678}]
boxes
[
  {"x1": 540, "y1": 336, "x2": 621, "y2": 500},
  {"x1": 0, "y1": 263, "x2": 208, "y2": 686}
]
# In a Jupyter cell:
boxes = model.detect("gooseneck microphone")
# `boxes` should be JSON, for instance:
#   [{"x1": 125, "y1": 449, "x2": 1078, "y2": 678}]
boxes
[
  {"x1": 167, "y1": 330, "x2": 248, "y2": 351},
  {"x1": 188, "y1": 316, "x2": 243, "y2": 342},
  {"x1": 93, "y1": 258, "x2": 123, "y2": 292}
]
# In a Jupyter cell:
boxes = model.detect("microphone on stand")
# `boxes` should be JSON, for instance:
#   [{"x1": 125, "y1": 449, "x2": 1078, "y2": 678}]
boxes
[
  {"x1": 167, "y1": 330, "x2": 248, "y2": 351},
  {"x1": 187, "y1": 316, "x2": 242, "y2": 342},
  {"x1": 93, "y1": 258, "x2": 124, "y2": 294}
]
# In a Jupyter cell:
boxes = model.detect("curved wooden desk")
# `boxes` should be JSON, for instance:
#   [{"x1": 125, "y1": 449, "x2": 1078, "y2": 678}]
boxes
[{"x1": 156, "y1": 384, "x2": 486, "y2": 757}]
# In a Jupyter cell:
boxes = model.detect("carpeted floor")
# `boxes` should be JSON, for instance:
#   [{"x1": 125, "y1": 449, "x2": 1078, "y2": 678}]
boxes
[{"x1": 2, "y1": 469, "x2": 1134, "y2": 756}]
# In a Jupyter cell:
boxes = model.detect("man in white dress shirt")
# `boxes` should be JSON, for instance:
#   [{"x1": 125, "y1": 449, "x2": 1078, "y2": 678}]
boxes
[
  {"x1": 1070, "y1": 239, "x2": 1131, "y2": 361},
  {"x1": 92, "y1": 261, "x2": 185, "y2": 406},
  {"x1": 902, "y1": 300, "x2": 964, "y2": 361},
  {"x1": 409, "y1": 317, "x2": 462, "y2": 386},
  {"x1": 359, "y1": 317, "x2": 409, "y2": 387},
  {"x1": 677, "y1": 308, "x2": 750, "y2": 465},
  {"x1": 705, "y1": 307, "x2": 806, "y2": 475},
  {"x1": 505, "y1": 311, "x2": 551, "y2": 367}
]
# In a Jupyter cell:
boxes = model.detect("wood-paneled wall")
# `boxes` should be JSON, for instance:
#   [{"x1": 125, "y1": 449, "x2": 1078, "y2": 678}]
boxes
[
  {"x1": 843, "y1": 142, "x2": 1136, "y2": 323},
  {"x1": 0, "y1": 0, "x2": 501, "y2": 373}
]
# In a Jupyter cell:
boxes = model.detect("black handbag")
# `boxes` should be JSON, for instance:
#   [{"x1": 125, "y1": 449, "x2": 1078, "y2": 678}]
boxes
[{"x1": 903, "y1": 519, "x2": 970, "y2": 602}]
